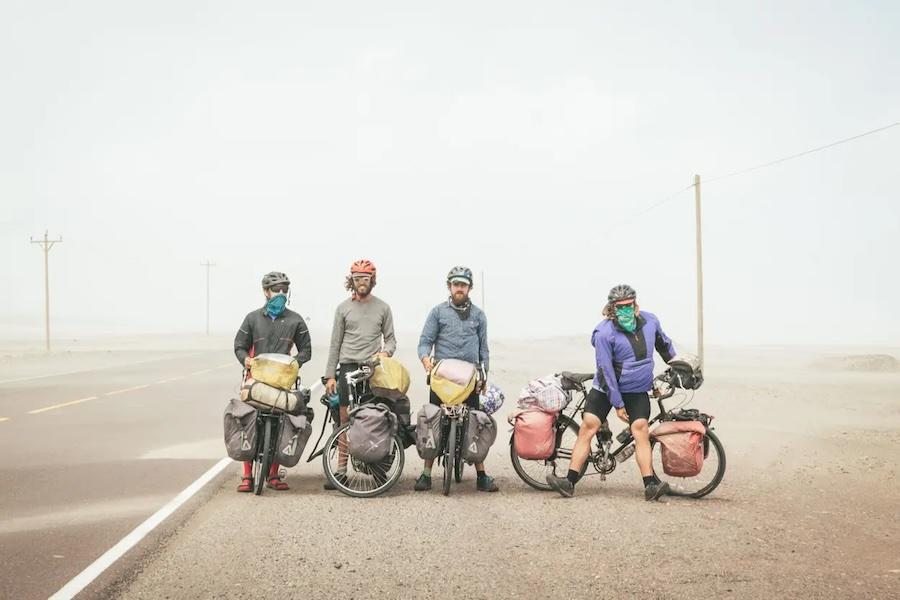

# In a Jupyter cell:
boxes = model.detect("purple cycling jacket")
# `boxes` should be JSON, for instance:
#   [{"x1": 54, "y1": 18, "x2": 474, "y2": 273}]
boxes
[{"x1": 591, "y1": 311, "x2": 676, "y2": 408}]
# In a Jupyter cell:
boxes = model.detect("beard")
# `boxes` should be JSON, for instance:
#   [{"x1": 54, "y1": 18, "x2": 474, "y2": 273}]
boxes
[
  {"x1": 354, "y1": 283, "x2": 371, "y2": 297},
  {"x1": 451, "y1": 290, "x2": 469, "y2": 306}
]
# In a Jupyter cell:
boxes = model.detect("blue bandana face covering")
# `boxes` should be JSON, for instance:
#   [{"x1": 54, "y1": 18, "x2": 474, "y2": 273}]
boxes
[
  {"x1": 615, "y1": 304, "x2": 637, "y2": 333},
  {"x1": 266, "y1": 293, "x2": 288, "y2": 318}
]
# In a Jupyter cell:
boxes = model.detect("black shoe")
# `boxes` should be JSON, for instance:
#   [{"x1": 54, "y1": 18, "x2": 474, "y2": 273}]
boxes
[
  {"x1": 477, "y1": 474, "x2": 499, "y2": 492},
  {"x1": 324, "y1": 472, "x2": 348, "y2": 490},
  {"x1": 546, "y1": 474, "x2": 575, "y2": 498},
  {"x1": 414, "y1": 473, "x2": 432, "y2": 491},
  {"x1": 644, "y1": 481, "x2": 670, "y2": 501}
]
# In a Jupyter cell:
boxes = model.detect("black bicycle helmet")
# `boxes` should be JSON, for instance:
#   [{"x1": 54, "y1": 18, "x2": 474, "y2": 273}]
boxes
[
  {"x1": 607, "y1": 284, "x2": 637, "y2": 303},
  {"x1": 446, "y1": 266, "x2": 474, "y2": 287},
  {"x1": 261, "y1": 271, "x2": 290, "y2": 289}
]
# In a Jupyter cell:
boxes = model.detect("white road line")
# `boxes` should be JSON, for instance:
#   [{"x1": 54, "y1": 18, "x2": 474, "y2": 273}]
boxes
[
  {"x1": 28, "y1": 396, "x2": 98, "y2": 414},
  {"x1": 188, "y1": 363, "x2": 233, "y2": 376},
  {"x1": 155, "y1": 376, "x2": 186, "y2": 384},
  {"x1": 0, "y1": 351, "x2": 213, "y2": 385},
  {"x1": 47, "y1": 380, "x2": 323, "y2": 599},
  {"x1": 48, "y1": 457, "x2": 232, "y2": 600},
  {"x1": 104, "y1": 384, "x2": 150, "y2": 396}
]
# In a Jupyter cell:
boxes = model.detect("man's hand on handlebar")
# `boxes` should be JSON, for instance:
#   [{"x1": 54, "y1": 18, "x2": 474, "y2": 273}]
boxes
[
  {"x1": 325, "y1": 378, "x2": 337, "y2": 396},
  {"x1": 421, "y1": 356, "x2": 433, "y2": 373},
  {"x1": 243, "y1": 357, "x2": 254, "y2": 369}
]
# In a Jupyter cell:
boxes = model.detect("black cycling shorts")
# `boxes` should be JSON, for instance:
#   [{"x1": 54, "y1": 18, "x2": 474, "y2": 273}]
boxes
[
  {"x1": 336, "y1": 362, "x2": 362, "y2": 407},
  {"x1": 584, "y1": 388, "x2": 651, "y2": 424},
  {"x1": 429, "y1": 388, "x2": 480, "y2": 409}
]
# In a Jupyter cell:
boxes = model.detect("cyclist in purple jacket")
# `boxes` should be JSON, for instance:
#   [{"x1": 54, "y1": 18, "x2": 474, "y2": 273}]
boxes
[{"x1": 547, "y1": 284, "x2": 677, "y2": 501}]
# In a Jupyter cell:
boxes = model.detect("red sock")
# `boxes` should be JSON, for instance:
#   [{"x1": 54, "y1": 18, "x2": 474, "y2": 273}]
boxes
[
  {"x1": 268, "y1": 462, "x2": 280, "y2": 478},
  {"x1": 242, "y1": 461, "x2": 252, "y2": 477}
]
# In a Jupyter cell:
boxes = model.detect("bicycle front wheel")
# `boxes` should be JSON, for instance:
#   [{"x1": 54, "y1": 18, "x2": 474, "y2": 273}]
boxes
[
  {"x1": 253, "y1": 418, "x2": 273, "y2": 496},
  {"x1": 652, "y1": 428, "x2": 726, "y2": 498},
  {"x1": 443, "y1": 419, "x2": 456, "y2": 496},
  {"x1": 510, "y1": 415, "x2": 585, "y2": 491},
  {"x1": 322, "y1": 423, "x2": 405, "y2": 498}
]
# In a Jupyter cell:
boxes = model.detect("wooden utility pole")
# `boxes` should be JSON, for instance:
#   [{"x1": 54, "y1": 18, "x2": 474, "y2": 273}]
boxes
[
  {"x1": 30, "y1": 231, "x2": 63, "y2": 352},
  {"x1": 693, "y1": 175, "x2": 705, "y2": 368},
  {"x1": 201, "y1": 260, "x2": 216, "y2": 335},
  {"x1": 480, "y1": 270, "x2": 486, "y2": 310}
]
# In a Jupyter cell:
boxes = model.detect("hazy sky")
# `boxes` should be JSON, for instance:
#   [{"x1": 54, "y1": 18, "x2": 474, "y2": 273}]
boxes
[{"x1": 2, "y1": 1, "x2": 898, "y2": 348}]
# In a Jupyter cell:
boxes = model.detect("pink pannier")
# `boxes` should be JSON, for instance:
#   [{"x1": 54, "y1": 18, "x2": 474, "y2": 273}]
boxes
[
  {"x1": 510, "y1": 409, "x2": 556, "y2": 460},
  {"x1": 651, "y1": 420, "x2": 706, "y2": 477}
]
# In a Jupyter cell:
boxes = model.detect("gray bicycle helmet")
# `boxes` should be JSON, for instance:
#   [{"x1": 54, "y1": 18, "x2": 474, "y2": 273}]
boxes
[
  {"x1": 447, "y1": 266, "x2": 474, "y2": 287},
  {"x1": 607, "y1": 284, "x2": 637, "y2": 303},
  {"x1": 261, "y1": 271, "x2": 291, "y2": 289}
]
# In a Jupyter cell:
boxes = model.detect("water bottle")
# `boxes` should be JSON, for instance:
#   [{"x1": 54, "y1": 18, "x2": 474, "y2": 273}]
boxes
[{"x1": 617, "y1": 444, "x2": 635, "y2": 463}]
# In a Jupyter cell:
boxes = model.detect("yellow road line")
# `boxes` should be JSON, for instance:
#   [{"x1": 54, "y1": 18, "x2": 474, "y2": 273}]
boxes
[
  {"x1": 29, "y1": 396, "x2": 98, "y2": 414},
  {"x1": 104, "y1": 384, "x2": 150, "y2": 396},
  {"x1": 0, "y1": 417, "x2": 10, "y2": 423}
]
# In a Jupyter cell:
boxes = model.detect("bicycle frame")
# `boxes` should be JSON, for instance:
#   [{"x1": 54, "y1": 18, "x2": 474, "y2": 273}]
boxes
[{"x1": 562, "y1": 375, "x2": 690, "y2": 477}]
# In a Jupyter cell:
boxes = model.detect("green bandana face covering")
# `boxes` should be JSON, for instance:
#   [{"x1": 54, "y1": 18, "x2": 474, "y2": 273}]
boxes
[{"x1": 615, "y1": 305, "x2": 637, "y2": 333}]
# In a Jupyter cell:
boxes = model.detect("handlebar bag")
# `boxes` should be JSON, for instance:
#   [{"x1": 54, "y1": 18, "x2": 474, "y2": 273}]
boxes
[
  {"x1": 510, "y1": 409, "x2": 556, "y2": 460},
  {"x1": 414, "y1": 403, "x2": 443, "y2": 460},
  {"x1": 430, "y1": 359, "x2": 477, "y2": 406},
  {"x1": 250, "y1": 353, "x2": 299, "y2": 390},
  {"x1": 650, "y1": 420, "x2": 706, "y2": 477},
  {"x1": 461, "y1": 409, "x2": 497, "y2": 464},
  {"x1": 347, "y1": 402, "x2": 398, "y2": 463},
  {"x1": 242, "y1": 379, "x2": 308, "y2": 415},
  {"x1": 223, "y1": 398, "x2": 258, "y2": 461},
  {"x1": 517, "y1": 375, "x2": 570, "y2": 413},
  {"x1": 275, "y1": 408, "x2": 315, "y2": 467},
  {"x1": 369, "y1": 357, "x2": 411, "y2": 400}
]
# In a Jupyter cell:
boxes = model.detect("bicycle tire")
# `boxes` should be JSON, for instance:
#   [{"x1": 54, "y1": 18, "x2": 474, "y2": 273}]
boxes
[
  {"x1": 322, "y1": 423, "x2": 406, "y2": 498},
  {"x1": 443, "y1": 418, "x2": 456, "y2": 496},
  {"x1": 254, "y1": 418, "x2": 273, "y2": 496},
  {"x1": 454, "y1": 419, "x2": 465, "y2": 483},
  {"x1": 653, "y1": 428, "x2": 726, "y2": 498},
  {"x1": 510, "y1": 415, "x2": 586, "y2": 491}
]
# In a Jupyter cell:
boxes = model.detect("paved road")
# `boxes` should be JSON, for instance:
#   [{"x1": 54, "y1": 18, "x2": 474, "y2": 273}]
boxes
[{"x1": 0, "y1": 348, "x2": 324, "y2": 600}]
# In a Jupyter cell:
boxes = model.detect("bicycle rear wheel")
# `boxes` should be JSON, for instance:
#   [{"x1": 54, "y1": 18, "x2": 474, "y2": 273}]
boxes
[
  {"x1": 443, "y1": 419, "x2": 456, "y2": 496},
  {"x1": 322, "y1": 423, "x2": 405, "y2": 498},
  {"x1": 253, "y1": 418, "x2": 273, "y2": 496},
  {"x1": 510, "y1": 415, "x2": 585, "y2": 491},
  {"x1": 652, "y1": 428, "x2": 726, "y2": 498}
]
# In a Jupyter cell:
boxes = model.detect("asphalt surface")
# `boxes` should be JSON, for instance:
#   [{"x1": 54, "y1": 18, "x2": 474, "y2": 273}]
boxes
[
  {"x1": 1, "y1": 342, "x2": 897, "y2": 599},
  {"x1": 0, "y1": 349, "x2": 250, "y2": 600}
]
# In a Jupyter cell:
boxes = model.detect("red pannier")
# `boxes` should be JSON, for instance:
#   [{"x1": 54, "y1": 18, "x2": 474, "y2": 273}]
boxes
[
  {"x1": 651, "y1": 420, "x2": 706, "y2": 477},
  {"x1": 510, "y1": 409, "x2": 556, "y2": 460}
]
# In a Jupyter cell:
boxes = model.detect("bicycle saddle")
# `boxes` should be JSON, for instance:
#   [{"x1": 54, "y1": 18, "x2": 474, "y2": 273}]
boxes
[{"x1": 559, "y1": 371, "x2": 594, "y2": 391}]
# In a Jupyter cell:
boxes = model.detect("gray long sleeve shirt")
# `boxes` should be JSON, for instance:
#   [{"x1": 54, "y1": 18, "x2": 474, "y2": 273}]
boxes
[
  {"x1": 325, "y1": 296, "x2": 397, "y2": 378},
  {"x1": 417, "y1": 301, "x2": 489, "y2": 373}
]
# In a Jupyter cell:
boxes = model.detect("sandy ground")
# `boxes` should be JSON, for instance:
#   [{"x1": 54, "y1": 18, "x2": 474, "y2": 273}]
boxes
[{"x1": 84, "y1": 336, "x2": 900, "y2": 600}]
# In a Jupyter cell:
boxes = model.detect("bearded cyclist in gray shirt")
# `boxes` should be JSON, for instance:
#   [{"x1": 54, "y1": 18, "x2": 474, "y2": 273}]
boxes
[{"x1": 323, "y1": 259, "x2": 398, "y2": 490}]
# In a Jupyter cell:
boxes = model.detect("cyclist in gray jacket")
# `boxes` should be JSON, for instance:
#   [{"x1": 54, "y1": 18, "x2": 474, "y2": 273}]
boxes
[
  {"x1": 233, "y1": 271, "x2": 311, "y2": 492},
  {"x1": 414, "y1": 266, "x2": 498, "y2": 493}
]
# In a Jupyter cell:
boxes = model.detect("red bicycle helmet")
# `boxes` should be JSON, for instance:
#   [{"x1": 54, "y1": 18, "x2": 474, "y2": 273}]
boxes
[{"x1": 350, "y1": 259, "x2": 377, "y2": 275}]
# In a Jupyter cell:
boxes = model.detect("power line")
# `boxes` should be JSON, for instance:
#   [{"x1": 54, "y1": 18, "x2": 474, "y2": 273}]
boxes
[
  {"x1": 703, "y1": 121, "x2": 899, "y2": 185},
  {"x1": 30, "y1": 231, "x2": 63, "y2": 352},
  {"x1": 612, "y1": 120, "x2": 900, "y2": 228}
]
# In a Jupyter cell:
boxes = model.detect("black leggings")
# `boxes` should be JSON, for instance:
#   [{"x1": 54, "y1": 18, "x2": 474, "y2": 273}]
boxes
[{"x1": 584, "y1": 388, "x2": 651, "y2": 424}]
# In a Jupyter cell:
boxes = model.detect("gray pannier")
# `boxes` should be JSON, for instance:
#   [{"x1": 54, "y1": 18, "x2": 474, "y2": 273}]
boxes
[
  {"x1": 347, "y1": 403, "x2": 398, "y2": 463},
  {"x1": 274, "y1": 407, "x2": 315, "y2": 467},
  {"x1": 415, "y1": 403, "x2": 443, "y2": 460},
  {"x1": 461, "y1": 409, "x2": 497, "y2": 464},
  {"x1": 224, "y1": 398, "x2": 258, "y2": 461}
]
